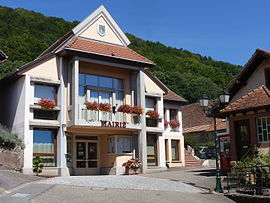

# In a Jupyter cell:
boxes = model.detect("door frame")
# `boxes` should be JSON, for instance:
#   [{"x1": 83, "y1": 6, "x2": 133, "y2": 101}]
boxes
[
  {"x1": 72, "y1": 136, "x2": 100, "y2": 175},
  {"x1": 147, "y1": 134, "x2": 158, "y2": 166},
  {"x1": 234, "y1": 119, "x2": 251, "y2": 161}
]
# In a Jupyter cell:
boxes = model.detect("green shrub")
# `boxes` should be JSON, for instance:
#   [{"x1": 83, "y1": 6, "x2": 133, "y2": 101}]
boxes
[
  {"x1": 234, "y1": 153, "x2": 270, "y2": 168},
  {"x1": 0, "y1": 124, "x2": 24, "y2": 149},
  {"x1": 33, "y1": 156, "x2": 44, "y2": 176},
  {"x1": 184, "y1": 135, "x2": 200, "y2": 156}
]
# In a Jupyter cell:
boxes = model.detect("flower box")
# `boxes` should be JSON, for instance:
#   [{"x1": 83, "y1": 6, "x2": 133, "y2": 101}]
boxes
[{"x1": 125, "y1": 167, "x2": 141, "y2": 175}]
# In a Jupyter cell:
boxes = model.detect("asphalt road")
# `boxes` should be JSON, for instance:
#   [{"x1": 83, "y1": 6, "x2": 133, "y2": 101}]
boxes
[{"x1": 0, "y1": 169, "x2": 233, "y2": 203}]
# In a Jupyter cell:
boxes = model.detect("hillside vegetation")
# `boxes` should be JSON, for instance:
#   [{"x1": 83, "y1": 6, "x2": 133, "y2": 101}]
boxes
[{"x1": 0, "y1": 6, "x2": 241, "y2": 102}]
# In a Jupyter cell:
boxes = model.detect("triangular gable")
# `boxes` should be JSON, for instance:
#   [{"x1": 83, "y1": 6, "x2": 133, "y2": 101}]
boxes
[{"x1": 72, "y1": 5, "x2": 130, "y2": 46}]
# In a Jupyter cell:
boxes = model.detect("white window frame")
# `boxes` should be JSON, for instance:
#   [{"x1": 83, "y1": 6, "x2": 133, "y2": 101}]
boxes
[
  {"x1": 256, "y1": 116, "x2": 270, "y2": 143},
  {"x1": 107, "y1": 136, "x2": 132, "y2": 154}
]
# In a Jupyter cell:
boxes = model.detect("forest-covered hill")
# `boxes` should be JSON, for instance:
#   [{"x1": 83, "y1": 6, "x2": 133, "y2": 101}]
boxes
[{"x1": 0, "y1": 6, "x2": 242, "y2": 102}]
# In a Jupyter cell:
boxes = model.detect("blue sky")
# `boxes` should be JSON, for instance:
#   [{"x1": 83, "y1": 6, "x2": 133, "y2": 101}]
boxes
[{"x1": 1, "y1": 0, "x2": 270, "y2": 65}]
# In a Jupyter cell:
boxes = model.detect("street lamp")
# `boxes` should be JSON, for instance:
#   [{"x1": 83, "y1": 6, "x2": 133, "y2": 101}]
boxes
[{"x1": 199, "y1": 90, "x2": 230, "y2": 193}]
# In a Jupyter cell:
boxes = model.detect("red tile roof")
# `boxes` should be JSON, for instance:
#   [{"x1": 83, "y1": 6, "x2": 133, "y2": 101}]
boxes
[
  {"x1": 182, "y1": 102, "x2": 226, "y2": 133},
  {"x1": 66, "y1": 37, "x2": 154, "y2": 65},
  {"x1": 164, "y1": 90, "x2": 187, "y2": 103},
  {"x1": 221, "y1": 85, "x2": 270, "y2": 115}
]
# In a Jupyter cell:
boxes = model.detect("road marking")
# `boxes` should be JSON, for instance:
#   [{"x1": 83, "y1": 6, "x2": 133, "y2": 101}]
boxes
[{"x1": 11, "y1": 193, "x2": 30, "y2": 197}]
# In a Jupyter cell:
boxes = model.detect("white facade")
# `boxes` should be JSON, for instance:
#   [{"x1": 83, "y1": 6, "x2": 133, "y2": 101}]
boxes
[{"x1": 0, "y1": 5, "x2": 186, "y2": 176}]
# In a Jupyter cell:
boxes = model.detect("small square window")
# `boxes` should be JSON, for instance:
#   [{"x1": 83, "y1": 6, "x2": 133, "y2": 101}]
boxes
[
  {"x1": 34, "y1": 110, "x2": 57, "y2": 120},
  {"x1": 34, "y1": 84, "x2": 56, "y2": 104}
]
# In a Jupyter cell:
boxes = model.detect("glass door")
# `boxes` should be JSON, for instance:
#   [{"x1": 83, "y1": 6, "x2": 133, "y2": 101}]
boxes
[
  {"x1": 75, "y1": 141, "x2": 99, "y2": 175},
  {"x1": 147, "y1": 134, "x2": 158, "y2": 166}
]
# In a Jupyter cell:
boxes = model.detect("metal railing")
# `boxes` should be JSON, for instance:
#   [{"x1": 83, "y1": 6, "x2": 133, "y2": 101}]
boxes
[{"x1": 226, "y1": 165, "x2": 270, "y2": 195}]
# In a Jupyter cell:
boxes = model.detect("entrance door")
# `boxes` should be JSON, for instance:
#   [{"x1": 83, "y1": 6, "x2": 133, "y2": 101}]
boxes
[
  {"x1": 75, "y1": 141, "x2": 99, "y2": 175},
  {"x1": 147, "y1": 134, "x2": 158, "y2": 166},
  {"x1": 235, "y1": 120, "x2": 251, "y2": 161}
]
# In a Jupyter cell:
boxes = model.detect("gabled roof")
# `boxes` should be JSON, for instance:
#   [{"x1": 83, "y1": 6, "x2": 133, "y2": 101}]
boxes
[
  {"x1": 144, "y1": 70, "x2": 187, "y2": 103},
  {"x1": 182, "y1": 102, "x2": 226, "y2": 133},
  {"x1": 66, "y1": 37, "x2": 154, "y2": 65},
  {"x1": 228, "y1": 48, "x2": 270, "y2": 99},
  {"x1": 220, "y1": 85, "x2": 270, "y2": 115},
  {"x1": 0, "y1": 49, "x2": 8, "y2": 63},
  {"x1": 72, "y1": 5, "x2": 130, "y2": 46}
]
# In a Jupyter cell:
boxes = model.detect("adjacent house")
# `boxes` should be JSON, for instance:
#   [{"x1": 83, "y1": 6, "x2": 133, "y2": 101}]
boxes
[
  {"x1": 220, "y1": 48, "x2": 270, "y2": 162},
  {"x1": 182, "y1": 102, "x2": 226, "y2": 143},
  {"x1": 0, "y1": 5, "x2": 186, "y2": 176}
]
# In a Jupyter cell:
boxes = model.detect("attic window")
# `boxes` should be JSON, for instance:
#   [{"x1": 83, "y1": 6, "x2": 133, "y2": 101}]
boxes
[{"x1": 98, "y1": 24, "x2": 106, "y2": 36}]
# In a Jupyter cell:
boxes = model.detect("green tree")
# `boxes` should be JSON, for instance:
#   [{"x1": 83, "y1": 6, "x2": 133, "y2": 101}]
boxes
[{"x1": 33, "y1": 156, "x2": 44, "y2": 176}]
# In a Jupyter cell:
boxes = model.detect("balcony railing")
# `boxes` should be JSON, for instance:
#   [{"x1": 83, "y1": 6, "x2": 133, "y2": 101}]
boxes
[{"x1": 78, "y1": 105, "x2": 141, "y2": 127}]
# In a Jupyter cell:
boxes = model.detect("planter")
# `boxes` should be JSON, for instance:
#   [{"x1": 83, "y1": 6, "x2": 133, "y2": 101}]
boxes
[
  {"x1": 86, "y1": 110, "x2": 98, "y2": 121},
  {"x1": 146, "y1": 118, "x2": 158, "y2": 127},
  {"x1": 132, "y1": 114, "x2": 141, "y2": 124},
  {"x1": 125, "y1": 167, "x2": 140, "y2": 175},
  {"x1": 101, "y1": 111, "x2": 111, "y2": 121}
]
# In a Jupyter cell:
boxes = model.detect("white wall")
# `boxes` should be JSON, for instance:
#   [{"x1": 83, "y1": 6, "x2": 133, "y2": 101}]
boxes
[{"x1": 232, "y1": 59, "x2": 270, "y2": 102}]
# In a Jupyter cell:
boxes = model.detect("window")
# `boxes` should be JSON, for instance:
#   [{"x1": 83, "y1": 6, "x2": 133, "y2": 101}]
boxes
[
  {"x1": 34, "y1": 84, "x2": 56, "y2": 104},
  {"x1": 257, "y1": 117, "x2": 270, "y2": 142},
  {"x1": 34, "y1": 110, "x2": 57, "y2": 120},
  {"x1": 170, "y1": 109, "x2": 178, "y2": 120},
  {"x1": 171, "y1": 140, "x2": 180, "y2": 161},
  {"x1": 145, "y1": 97, "x2": 156, "y2": 112},
  {"x1": 33, "y1": 129, "x2": 56, "y2": 166},
  {"x1": 79, "y1": 73, "x2": 124, "y2": 106},
  {"x1": 107, "y1": 136, "x2": 132, "y2": 154},
  {"x1": 265, "y1": 68, "x2": 270, "y2": 89}
]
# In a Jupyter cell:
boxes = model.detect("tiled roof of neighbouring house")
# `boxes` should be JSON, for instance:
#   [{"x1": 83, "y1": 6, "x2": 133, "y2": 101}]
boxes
[
  {"x1": 182, "y1": 102, "x2": 226, "y2": 133},
  {"x1": 220, "y1": 85, "x2": 270, "y2": 115},
  {"x1": 66, "y1": 37, "x2": 154, "y2": 65},
  {"x1": 163, "y1": 90, "x2": 187, "y2": 103},
  {"x1": 228, "y1": 48, "x2": 270, "y2": 98}
]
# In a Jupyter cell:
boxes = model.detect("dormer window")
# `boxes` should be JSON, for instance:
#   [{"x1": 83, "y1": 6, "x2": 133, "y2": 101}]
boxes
[
  {"x1": 98, "y1": 24, "x2": 106, "y2": 36},
  {"x1": 264, "y1": 68, "x2": 270, "y2": 89}
]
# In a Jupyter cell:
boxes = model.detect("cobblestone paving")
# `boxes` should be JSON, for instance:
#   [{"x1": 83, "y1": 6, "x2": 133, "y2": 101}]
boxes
[{"x1": 39, "y1": 175, "x2": 203, "y2": 193}]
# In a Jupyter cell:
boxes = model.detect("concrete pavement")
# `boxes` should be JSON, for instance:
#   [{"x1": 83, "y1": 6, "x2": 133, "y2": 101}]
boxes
[{"x1": 141, "y1": 167, "x2": 221, "y2": 191}]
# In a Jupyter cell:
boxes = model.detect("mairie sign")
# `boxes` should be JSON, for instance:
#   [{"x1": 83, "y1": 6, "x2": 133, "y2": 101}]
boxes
[{"x1": 100, "y1": 121, "x2": 127, "y2": 128}]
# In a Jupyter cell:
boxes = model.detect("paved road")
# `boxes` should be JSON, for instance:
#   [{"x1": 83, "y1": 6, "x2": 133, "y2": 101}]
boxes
[
  {"x1": 39, "y1": 175, "x2": 202, "y2": 193},
  {"x1": 141, "y1": 167, "x2": 221, "y2": 191},
  {"x1": 0, "y1": 169, "x2": 233, "y2": 203}
]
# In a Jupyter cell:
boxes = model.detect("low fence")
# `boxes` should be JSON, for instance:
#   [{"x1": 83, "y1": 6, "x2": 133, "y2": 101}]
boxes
[
  {"x1": 0, "y1": 147, "x2": 23, "y2": 171},
  {"x1": 226, "y1": 165, "x2": 270, "y2": 195}
]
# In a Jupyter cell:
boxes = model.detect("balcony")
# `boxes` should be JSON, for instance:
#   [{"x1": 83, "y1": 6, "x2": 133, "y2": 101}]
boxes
[{"x1": 76, "y1": 105, "x2": 141, "y2": 129}]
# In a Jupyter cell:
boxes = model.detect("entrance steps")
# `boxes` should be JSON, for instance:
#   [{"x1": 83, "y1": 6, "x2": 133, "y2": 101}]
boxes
[{"x1": 184, "y1": 146, "x2": 204, "y2": 168}]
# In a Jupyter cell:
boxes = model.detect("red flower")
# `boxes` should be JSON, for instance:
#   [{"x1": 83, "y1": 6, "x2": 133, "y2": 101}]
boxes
[
  {"x1": 146, "y1": 110, "x2": 160, "y2": 119},
  {"x1": 117, "y1": 104, "x2": 133, "y2": 114},
  {"x1": 99, "y1": 103, "x2": 111, "y2": 112},
  {"x1": 37, "y1": 98, "x2": 56, "y2": 110},
  {"x1": 132, "y1": 106, "x2": 143, "y2": 115},
  {"x1": 122, "y1": 158, "x2": 142, "y2": 169},
  {"x1": 170, "y1": 120, "x2": 180, "y2": 128},
  {"x1": 85, "y1": 101, "x2": 99, "y2": 111},
  {"x1": 164, "y1": 120, "x2": 170, "y2": 127}
]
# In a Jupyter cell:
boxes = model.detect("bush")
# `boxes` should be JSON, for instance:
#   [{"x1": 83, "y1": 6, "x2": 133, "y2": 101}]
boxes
[
  {"x1": 184, "y1": 135, "x2": 200, "y2": 156},
  {"x1": 0, "y1": 124, "x2": 24, "y2": 149},
  {"x1": 234, "y1": 153, "x2": 270, "y2": 168}
]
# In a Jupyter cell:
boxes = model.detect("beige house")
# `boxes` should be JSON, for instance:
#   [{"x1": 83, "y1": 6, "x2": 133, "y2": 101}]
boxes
[{"x1": 0, "y1": 5, "x2": 186, "y2": 176}]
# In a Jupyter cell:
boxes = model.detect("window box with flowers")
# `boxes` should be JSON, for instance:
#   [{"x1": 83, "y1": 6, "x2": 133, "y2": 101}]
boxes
[
  {"x1": 146, "y1": 110, "x2": 160, "y2": 127},
  {"x1": 99, "y1": 103, "x2": 112, "y2": 121},
  {"x1": 122, "y1": 158, "x2": 142, "y2": 175},
  {"x1": 37, "y1": 98, "x2": 56, "y2": 110},
  {"x1": 132, "y1": 106, "x2": 143, "y2": 124},
  {"x1": 164, "y1": 120, "x2": 170, "y2": 128},
  {"x1": 85, "y1": 101, "x2": 99, "y2": 121},
  {"x1": 170, "y1": 120, "x2": 180, "y2": 132}
]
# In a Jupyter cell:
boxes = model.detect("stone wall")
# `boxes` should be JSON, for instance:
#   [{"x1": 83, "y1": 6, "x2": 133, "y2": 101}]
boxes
[{"x1": 0, "y1": 148, "x2": 23, "y2": 171}]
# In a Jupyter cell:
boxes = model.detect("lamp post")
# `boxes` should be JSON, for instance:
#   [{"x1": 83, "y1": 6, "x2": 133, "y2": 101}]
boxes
[{"x1": 199, "y1": 90, "x2": 230, "y2": 193}]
